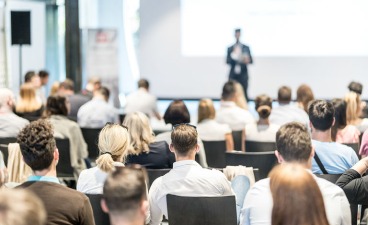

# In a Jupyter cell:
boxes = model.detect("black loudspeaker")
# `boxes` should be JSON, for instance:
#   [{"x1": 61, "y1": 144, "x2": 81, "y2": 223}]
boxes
[{"x1": 11, "y1": 11, "x2": 31, "y2": 45}]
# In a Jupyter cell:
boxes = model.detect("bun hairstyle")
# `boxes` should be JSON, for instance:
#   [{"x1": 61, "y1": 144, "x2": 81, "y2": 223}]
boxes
[
  {"x1": 96, "y1": 123, "x2": 130, "y2": 172},
  {"x1": 255, "y1": 94, "x2": 272, "y2": 119}
]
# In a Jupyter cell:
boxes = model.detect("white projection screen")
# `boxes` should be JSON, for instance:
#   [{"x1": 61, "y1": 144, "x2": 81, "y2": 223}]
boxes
[{"x1": 139, "y1": 0, "x2": 368, "y2": 100}]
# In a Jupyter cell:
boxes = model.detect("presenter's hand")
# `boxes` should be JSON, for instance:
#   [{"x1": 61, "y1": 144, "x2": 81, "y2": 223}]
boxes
[{"x1": 243, "y1": 56, "x2": 250, "y2": 64}]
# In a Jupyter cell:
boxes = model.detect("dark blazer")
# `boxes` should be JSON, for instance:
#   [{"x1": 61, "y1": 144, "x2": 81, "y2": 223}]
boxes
[{"x1": 226, "y1": 43, "x2": 253, "y2": 78}]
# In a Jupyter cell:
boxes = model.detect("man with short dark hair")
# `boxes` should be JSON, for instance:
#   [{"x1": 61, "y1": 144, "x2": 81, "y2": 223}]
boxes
[
  {"x1": 308, "y1": 100, "x2": 358, "y2": 174},
  {"x1": 101, "y1": 167, "x2": 148, "y2": 225},
  {"x1": 17, "y1": 120, "x2": 95, "y2": 225},
  {"x1": 269, "y1": 85, "x2": 309, "y2": 126},
  {"x1": 125, "y1": 78, "x2": 161, "y2": 120},
  {"x1": 148, "y1": 124, "x2": 236, "y2": 225},
  {"x1": 240, "y1": 122, "x2": 350, "y2": 225}
]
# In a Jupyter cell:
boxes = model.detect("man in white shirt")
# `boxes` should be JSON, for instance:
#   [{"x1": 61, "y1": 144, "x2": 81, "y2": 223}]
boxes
[
  {"x1": 216, "y1": 80, "x2": 255, "y2": 131},
  {"x1": 240, "y1": 122, "x2": 351, "y2": 225},
  {"x1": 149, "y1": 124, "x2": 235, "y2": 225},
  {"x1": 269, "y1": 86, "x2": 309, "y2": 127},
  {"x1": 125, "y1": 79, "x2": 161, "y2": 120}
]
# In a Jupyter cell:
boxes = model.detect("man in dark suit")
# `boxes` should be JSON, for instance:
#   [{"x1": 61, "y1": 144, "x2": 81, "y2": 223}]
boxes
[{"x1": 226, "y1": 28, "x2": 253, "y2": 101}]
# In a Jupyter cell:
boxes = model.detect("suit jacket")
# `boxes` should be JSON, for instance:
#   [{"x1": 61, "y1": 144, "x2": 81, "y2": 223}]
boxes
[{"x1": 227, "y1": 43, "x2": 253, "y2": 78}]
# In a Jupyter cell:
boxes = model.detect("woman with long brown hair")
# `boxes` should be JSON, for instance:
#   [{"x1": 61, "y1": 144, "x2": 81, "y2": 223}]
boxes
[
  {"x1": 16, "y1": 83, "x2": 44, "y2": 121},
  {"x1": 270, "y1": 164, "x2": 329, "y2": 225}
]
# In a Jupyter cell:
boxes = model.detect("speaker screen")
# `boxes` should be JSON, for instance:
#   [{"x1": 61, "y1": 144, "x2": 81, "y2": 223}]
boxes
[{"x1": 11, "y1": 11, "x2": 31, "y2": 45}]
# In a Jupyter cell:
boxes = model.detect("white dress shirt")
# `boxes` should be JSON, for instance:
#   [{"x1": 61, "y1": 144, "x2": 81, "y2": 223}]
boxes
[
  {"x1": 216, "y1": 101, "x2": 255, "y2": 131},
  {"x1": 269, "y1": 103, "x2": 309, "y2": 127},
  {"x1": 239, "y1": 173, "x2": 351, "y2": 225},
  {"x1": 124, "y1": 88, "x2": 159, "y2": 117},
  {"x1": 148, "y1": 160, "x2": 234, "y2": 225},
  {"x1": 197, "y1": 119, "x2": 232, "y2": 141},
  {"x1": 245, "y1": 123, "x2": 280, "y2": 142}
]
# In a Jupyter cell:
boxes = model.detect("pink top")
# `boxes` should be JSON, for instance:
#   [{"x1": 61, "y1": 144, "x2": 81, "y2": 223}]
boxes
[
  {"x1": 359, "y1": 129, "x2": 368, "y2": 155},
  {"x1": 336, "y1": 125, "x2": 360, "y2": 144}
]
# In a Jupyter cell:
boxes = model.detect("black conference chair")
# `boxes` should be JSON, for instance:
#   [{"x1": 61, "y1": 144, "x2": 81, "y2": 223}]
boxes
[
  {"x1": 0, "y1": 137, "x2": 17, "y2": 166},
  {"x1": 202, "y1": 140, "x2": 227, "y2": 168},
  {"x1": 232, "y1": 130, "x2": 243, "y2": 151},
  {"x1": 146, "y1": 168, "x2": 171, "y2": 190},
  {"x1": 81, "y1": 128, "x2": 102, "y2": 161},
  {"x1": 86, "y1": 194, "x2": 110, "y2": 225},
  {"x1": 55, "y1": 138, "x2": 74, "y2": 179},
  {"x1": 167, "y1": 194, "x2": 237, "y2": 225},
  {"x1": 245, "y1": 141, "x2": 276, "y2": 152},
  {"x1": 225, "y1": 151, "x2": 277, "y2": 179},
  {"x1": 342, "y1": 143, "x2": 360, "y2": 159}
]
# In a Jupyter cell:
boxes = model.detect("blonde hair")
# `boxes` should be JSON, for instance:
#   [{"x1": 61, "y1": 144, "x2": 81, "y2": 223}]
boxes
[
  {"x1": 96, "y1": 124, "x2": 131, "y2": 172},
  {"x1": 198, "y1": 98, "x2": 216, "y2": 123},
  {"x1": 0, "y1": 189, "x2": 46, "y2": 225},
  {"x1": 234, "y1": 82, "x2": 248, "y2": 110},
  {"x1": 16, "y1": 83, "x2": 42, "y2": 113},
  {"x1": 50, "y1": 81, "x2": 60, "y2": 96},
  {"x1": 123, "y1": 112, "x2": 155, "y2": 155},
  {"x1": 345, "y1": 92, "x2": 360, "y2": 123}
]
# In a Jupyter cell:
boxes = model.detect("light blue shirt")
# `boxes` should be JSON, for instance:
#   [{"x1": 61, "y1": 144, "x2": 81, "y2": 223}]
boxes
[
  {"x1": 27, "y1": 175, "x2": 60, "y2": 184},
  {"x1": 311, "y1": 140, "x2": 359, "y2": 174}
]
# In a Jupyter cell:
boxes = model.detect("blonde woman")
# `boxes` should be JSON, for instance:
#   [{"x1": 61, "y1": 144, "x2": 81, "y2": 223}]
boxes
[
  {"x1": 345, "y1": 92, "x2": 368, "y2": 132},
  {"x1": 77, "y1": 123, "x2": 130, "y2": 194},
  {"x1": 16, "y1": 83, "x2": 44, "y2": 121},
  {"x1": 197, "y1": 99, "x2": 234, "y2": 151},
  {"x1": 123, "y1": 112, "x2": 174, "y2": 169},
  {"x1": 234, "y1": 81, "x2": 248, "y2": 110}
]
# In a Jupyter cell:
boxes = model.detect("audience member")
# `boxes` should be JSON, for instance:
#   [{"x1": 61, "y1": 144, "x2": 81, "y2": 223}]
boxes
[
  {"x1": 17, "y1": 120, "x2": 95, "y2": 225},
  {"x1": 245, "y1": 94, "x2": 279, "y2": 143},
  {"x1": 269, "y1": 86, "x2": 309, "y2": 127},
  {"x1": 345, "y1": 91, "x2": 368, "y2": 132},
  {"x1": 216, "y1": 80, "x2": 255, "y2": 131},
  {"x1": 102, "y1": 167, "x2": 148, "y2": 225},
  {"x1": 197, "y1": 98, "x2": 234, "y2": 151},
  {"x1": 348, "y1": 81, "x2": 368, "y2": 119},
  {"x1": 359, "y1": 129, "x2": 368, "y2": 157},
  {"x1": 80, "y1": 76, "x2": 101, "y2": 99},
  {"x1": 331, "y1": 98, "x2": 360, "y2": 143},
  {"x1": 38, "y1": 70, "x2": 49, "y2": 102},
  {"x1": 149, "y1": 124, "x2": 249, "y2": 225},
  {"x1": 296, "y1": 84, "x2": 314, "y2": 112},
  {"x1": 24, "y1": 71, "x2": 43, "y2": 102},
  {"x1": 77, "y1": 86, "x2": 119, "y2": 128},
  {"x1": 269, "y1": 164, "x2": 329, "y2": 225},
  {"x1": 0, "y1": 189, "x2": 46, "y2": 225},
  {"x1": 308, "y1": 100, "x2": 358, "y2": 174},
  {"x1": 240, "y1": 122, "x2": 350, "y2": 225},
  {"x1": 77, "y1": 123, "x2": 130, "y2": 194},
  {"x1": 155, "y1": 100, "x2": 208, "y2": 167},
  {"x1": 234, "y1": 81, "x2": 248, "y2": 110},
  {"x1": 58, "y1": 79, "x2": 90, "y2": 121},
  {"x1": 124, "y1": 112, "x2": 174, "y2": 169},
  {"x1": 0, "y1": 88, "x2": 29, "y2": 137},
  {"x1": 15, "y1": 83, "x2": 44, "y2": 121},
  {"x1": 125, "y1": 78, "x2": 161, "y2": 120},
  {"x1": 44, "y1": 95, "x2": 88, "y2": 176},
  {"x1": 50, "y1": 81, "x2": 60, "y2": 96}
]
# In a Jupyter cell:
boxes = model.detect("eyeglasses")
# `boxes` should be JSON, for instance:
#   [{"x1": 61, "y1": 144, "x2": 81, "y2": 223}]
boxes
[
  {"x1": 172, "y1": 123, "x2": 197, "y2": 131},
  {"x1": 105, "y1": 122, "x2": 128, "y2": 131}
]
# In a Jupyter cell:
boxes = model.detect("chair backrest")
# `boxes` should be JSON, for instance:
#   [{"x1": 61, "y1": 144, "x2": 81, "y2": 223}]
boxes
[
  {"x1": 342, "y1": 143, "x2": 360, "y2": 159},
  {"x1": 85, "y1": 194, "x2": 110, "y2": 225},
  {"x1": 232, "y1": 130, "x2": 243, "y2": 151},
  {"x1": 55, "y1": 138, "x2": 74, "y2": 178},
  {"x1": 225, "y1": 151, "x2": 277, "y2": 179},
  {"x1": 245, "y1": 141, "x2": 276, "y2": 152},
  {"x1": 81, "y1": 128, "x2": 102, "y2": 160},
  {"x1": 7, "y1": 143, "x2": 32, "y2": 183},
  {"x1": 0, "y1": 137, "x2": 17, "y2": 166},
  {"x1": 202, "y1": 140, "x2": 227, "y2": 168},
  {"x1": 167, "y1": 194, "x2": 237, "y2": 225},
  {"x1": 315, "y1": 174, "x2": 342, "y2": 183},
  {"x1": 147, "y1": 168, "x2": 171, "y2": 190}
]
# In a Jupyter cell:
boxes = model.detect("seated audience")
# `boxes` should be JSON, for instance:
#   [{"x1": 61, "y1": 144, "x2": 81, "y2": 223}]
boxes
[
  {"x1": 50, "y1": 81, "x2": 60, "y2": 96},
  {"x1": 16, "y1": 83, "x2": 44, "y2": 121},
  {"x1": 155, "y1": 100, "x2": 207, "y2": 167},
  {"x1": 197, "y1": 98, "x2": 234, "y2": 151},
  {"x1": 101, "y1": 167, "x2": 148, "y2": 225},
  {"x1": 234, "y1": 81, "x2": 248, "y2": 110},
  {"x1": 245, "y1": 94, "x2": 279, "y2": 143},
  {"x1": 240, "y1": 122, "x2": 350, "y2": 225},
  {"x1": 77, "y1": 86, "x2": 119, "y2": 128},
  {"x1": 124, "y1": 112, "x2": 174, "y2": 169},
  {"x1": 24, "y1": 71, "x2": 43, "y2": 102},
  {"x1": 44, "y1": 95, "x2": 88, "y2": 176},
  {"x1": 331, "y1": 98, "x2": 360, "y2": 143},
  {"x1": 216, "y1": 80, "x2": 255, "y2": 131},
  {"x1": 348, "y1": 81, "x2": 368, "y2": 119},
  {"x1": 125, "y1": 78, "x2": 161, "y2": 120},
  {"x1": 38, "y1": 70, "x2": 49, "y2": 103},
  {"x1": 345, "y1": 91, "x2": 368, "y2": 132},
  {"x1": 0, "y1": 88, "x2": 29, "y2": 137},
  {"x1": 0, "y1": 189, "x2": 46, "y2": 225},
  {"x1": 309, "y1": 100, "x2": 358, "y2": 174},
  {"x1": 359, "y1": 129, "x2": 368, "y2": 157},
  {"x1": 77, "y1": 123, "x2": 130, "y2": 194},
  {"x1": 296, "y1": 84, "x2": 314, "y2": 112},
  {"x1": 269, "y1": 86, "x2": 309, "y2": 127},
  {"x1": 17, "y1": 120, "x2": 95, "y2": 225},
  {"x1": 269, "y1": 164, "x2": 329, "y2": 225},
  {"x1": 149, "y1": 124, "x2": 249, "y2": 225},
  {"x1": 80, "y1": 76, "x2": 101, "y2": 99}
]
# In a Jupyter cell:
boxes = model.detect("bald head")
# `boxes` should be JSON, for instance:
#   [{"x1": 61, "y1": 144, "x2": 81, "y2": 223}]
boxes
[{"x1": 0, "y1": 88, "x2": 15, "y2": 110}]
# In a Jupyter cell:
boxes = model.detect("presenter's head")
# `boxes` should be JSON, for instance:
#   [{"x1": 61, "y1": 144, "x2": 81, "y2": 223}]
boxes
[{"x1": 235, "y1": 28, "x2": 241, "y2": 42}]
